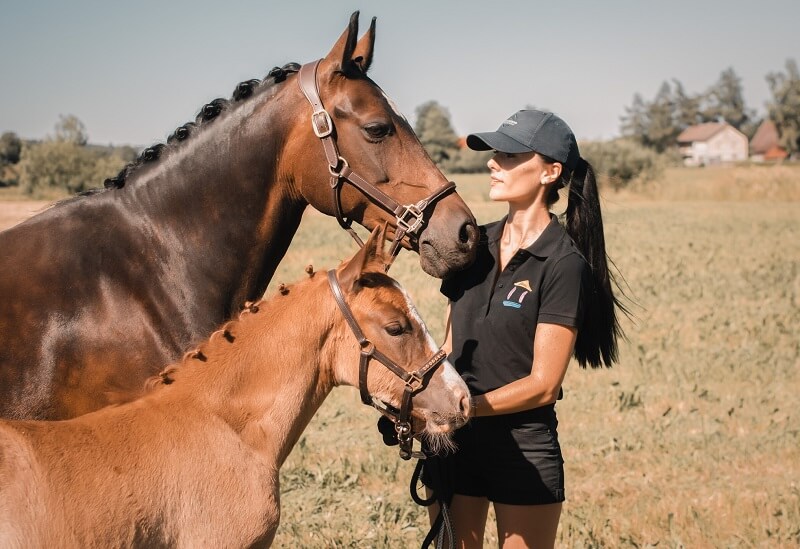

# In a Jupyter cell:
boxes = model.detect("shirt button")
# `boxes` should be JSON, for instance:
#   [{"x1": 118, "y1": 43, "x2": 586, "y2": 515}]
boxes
[
  {"x1": 498, "y1": 283, "x2": 504, "y2": 288},
  {"x1": 509, "y1": 266, "x2": 516, "y2": 271}
]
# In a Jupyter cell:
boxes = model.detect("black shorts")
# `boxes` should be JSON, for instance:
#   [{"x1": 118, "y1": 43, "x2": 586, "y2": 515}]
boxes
[{"x1": 422, "y1": 409, "x2": 565, "y2": 505}]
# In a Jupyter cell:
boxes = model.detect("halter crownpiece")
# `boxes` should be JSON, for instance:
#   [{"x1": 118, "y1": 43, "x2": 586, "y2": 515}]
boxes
[
  {"x1": 298, "y1": 60, "x2": 457, "y2": 258},
  {"x1": 327, "y1": 269, "x2": 447, "y2": 460}
]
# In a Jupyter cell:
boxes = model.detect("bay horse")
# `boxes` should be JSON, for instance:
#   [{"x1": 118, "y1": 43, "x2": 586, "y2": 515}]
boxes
[
  {"x1": 0, "y1": 227, "x2": 471, "y2": 548},
  {"x1": 0, "y1": 12, "x2": 478, "y2": 420}
]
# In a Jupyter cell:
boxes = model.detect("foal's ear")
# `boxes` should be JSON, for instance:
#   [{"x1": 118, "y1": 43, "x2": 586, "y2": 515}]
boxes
[{"x1": 339, "y1": 224, "x2": 388, "y2": 291}]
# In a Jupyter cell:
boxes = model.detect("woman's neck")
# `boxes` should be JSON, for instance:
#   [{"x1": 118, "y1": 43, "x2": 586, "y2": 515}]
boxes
[{"x1": 499, "y1": 204, "x2": 552, "y2": 267}]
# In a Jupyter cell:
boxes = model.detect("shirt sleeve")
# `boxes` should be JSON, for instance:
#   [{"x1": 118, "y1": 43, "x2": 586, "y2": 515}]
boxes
[
  {"x1": 440, "y1": 275, "x2": 460, "y2": 301},
  {"x1": 538, "y1": 253, "x2": 590, "y2": 328}
]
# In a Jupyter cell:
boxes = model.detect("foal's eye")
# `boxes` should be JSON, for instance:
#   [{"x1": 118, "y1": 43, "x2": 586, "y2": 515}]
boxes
[
  {"x1": 363, "y1": 122, "x2": 393, "y2": 141},
  {"x1": 384, "y1": 322, "x2": 405, "y2": 336}
]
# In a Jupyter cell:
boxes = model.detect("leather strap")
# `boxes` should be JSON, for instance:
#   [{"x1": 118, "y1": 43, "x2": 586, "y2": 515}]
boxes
[
  {"x1": 298, "y1": 59, "x2": 458, "y2": 254},
  {"x1": 327, "y1": 269, "x2": 447, "y2": 440}
]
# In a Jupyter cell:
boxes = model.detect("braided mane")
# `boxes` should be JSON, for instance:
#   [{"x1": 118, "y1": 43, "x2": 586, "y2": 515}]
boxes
[{"x1": 89, "y1": 63, "x2": 300, "y2": 196}]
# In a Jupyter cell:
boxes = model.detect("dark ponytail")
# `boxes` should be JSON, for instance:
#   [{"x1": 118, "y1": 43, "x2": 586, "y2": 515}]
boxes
[{"x1": 563, "y1": 157, "x2": 627, "y2": 368}]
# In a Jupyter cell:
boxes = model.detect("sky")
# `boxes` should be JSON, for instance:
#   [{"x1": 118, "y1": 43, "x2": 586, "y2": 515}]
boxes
[{"x1": 1, "y1": 0, "x2": 798, "y2": 147}]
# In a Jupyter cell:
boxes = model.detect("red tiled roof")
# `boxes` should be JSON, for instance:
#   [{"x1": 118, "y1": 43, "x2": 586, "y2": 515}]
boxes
[
  {"x1": 676, "y1": 122, "x2": 728, "y2": 143},
  {"x1": 750, "y1": 120, "x2": 781, "y2": 155}
]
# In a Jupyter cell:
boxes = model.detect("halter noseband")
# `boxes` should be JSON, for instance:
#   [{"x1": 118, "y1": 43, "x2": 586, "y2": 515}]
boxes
[
  {"x1": 299, "y1": 60, "x2": 457, "y2": 257},
  {"x1": 327, "y1": 269, "x2": 447, "y2": 460}
]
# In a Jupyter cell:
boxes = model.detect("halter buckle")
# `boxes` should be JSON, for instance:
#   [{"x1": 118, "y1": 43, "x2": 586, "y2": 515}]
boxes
[
  {"x1": 312, "y1": 110, "x2": 333, "y2": 138},
  {"x1": 405, "y1": 371, "x2": 424, "y2": 392},
  {"x1": 396, "y1": 204, "x2": 424, "y2": 235}
]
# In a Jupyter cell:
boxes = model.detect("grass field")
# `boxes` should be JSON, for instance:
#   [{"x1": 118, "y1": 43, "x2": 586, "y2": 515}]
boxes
[{"x1": 1, "y1": 165, "x2": 798, "y2": 547}]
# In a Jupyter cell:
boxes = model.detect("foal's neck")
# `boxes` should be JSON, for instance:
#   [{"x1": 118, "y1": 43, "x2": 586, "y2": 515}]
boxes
[{"x1": 165, "y1": 274, "x2": 339, "y2": 467}]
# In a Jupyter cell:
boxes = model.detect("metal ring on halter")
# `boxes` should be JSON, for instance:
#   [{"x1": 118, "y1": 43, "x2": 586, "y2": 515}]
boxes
[
  {"x1": 328, "y1": 156, "x2": 349, "y2": 177},
  {"x1": 359, "y1": 340, "x2": 375, "y2": 355}
]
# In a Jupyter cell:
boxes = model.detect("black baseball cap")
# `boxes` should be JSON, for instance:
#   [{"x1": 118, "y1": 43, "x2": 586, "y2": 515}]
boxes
[{"x1": 467, "y1": 109, "x2": 580, "y2": 172}]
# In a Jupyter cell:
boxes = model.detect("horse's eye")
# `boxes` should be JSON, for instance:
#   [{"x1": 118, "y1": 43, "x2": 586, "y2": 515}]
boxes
[
  {"x1": 384, "y1": 322, "x2": 405, "y2": 336},
  {"x1": 363, "y1": 122, "x2": 393, "y2": 141}
]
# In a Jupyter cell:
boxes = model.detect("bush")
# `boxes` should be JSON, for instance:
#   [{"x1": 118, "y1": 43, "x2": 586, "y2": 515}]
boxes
[
  {"x1": 442, "y1": 148, "x2": 492, "y2": 174},
  {"x1": 580, "y1": 138, "x2": 670, "y2": 189},
  {"x1": 17, "y1": 140, "x2": 127, "y2": 197}
]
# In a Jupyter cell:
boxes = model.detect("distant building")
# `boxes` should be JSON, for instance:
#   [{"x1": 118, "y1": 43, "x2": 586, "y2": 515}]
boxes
[
  {"x1": 676, "y1": 122, "x2": 749, "y2": 166},
  {"x1": 749, "y1": 120, "x2": 788, "y2": 162}
]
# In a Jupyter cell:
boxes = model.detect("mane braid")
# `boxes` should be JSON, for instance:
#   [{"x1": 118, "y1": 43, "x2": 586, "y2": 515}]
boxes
[{"x1": 84, "y1": 62, "x2": 301, "y2": 194}]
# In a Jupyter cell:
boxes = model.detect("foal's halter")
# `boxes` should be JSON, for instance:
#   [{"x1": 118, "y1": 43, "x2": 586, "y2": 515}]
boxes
[
  {"x1": 299, "y1": 60, "x2": 457, "y2": 257},
  {"x1": 327, "y1": 269, "x2": 447, "y2": 460}
]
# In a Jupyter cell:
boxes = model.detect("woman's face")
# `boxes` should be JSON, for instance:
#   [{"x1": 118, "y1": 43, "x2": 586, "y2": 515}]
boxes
[{"x1": 486, "y1": 151, "x2": 559, "y2": 205}]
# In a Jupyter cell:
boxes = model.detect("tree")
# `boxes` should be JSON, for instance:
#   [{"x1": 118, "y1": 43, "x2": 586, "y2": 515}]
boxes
[
  {"x1": 16, "y1": 116, "x2": 126, "y2": 196},
  {"x1": 703, "y1": 68, "x2": 754, "y2": 130},
  {"x1": 644, "y1": 81, "x2": 679, "y2": 152},
  {"x1": 0, "y1": 132, "x2": 23, "y2": 186},
  {"x1": 766, "y1": 58, "x2": 800, "y2": 155},
  {"x1": 54, "y1": 114, "x2": 89, "y2": 146},
  {"x1": 0, "y1": 132, "x2": 22, "y2": 166},
  {"x1": 620, "y1": 93, "x2": 650, "y2": 143},
  {"x1": 672, "y1": 80, "x2": 705, "y2": 129},
  {"x1": 414, "y1": 101, "x2": 459, "y2": 167}
]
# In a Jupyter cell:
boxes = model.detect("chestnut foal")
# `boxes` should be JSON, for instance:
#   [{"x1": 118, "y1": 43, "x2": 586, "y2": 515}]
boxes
[{"x1": 0, "y1": 229, "x2": 470, "y2": 548}]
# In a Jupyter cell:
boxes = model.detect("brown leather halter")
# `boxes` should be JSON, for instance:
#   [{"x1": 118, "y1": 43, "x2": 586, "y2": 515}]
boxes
[
  {"x1": 299, "y1": 60, "x2": 457, "y2": 257},
  {"x1": 327, "y1": 269, "x2": 447, "y2": 460}
]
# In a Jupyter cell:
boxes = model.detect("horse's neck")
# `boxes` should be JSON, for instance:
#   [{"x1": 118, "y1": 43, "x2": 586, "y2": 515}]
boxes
[
  {"x1": 165, "y1": 277, "x2": 338, "y2": 467},
  {"x1": 119, "y1": 88, "x2": 306, "y2": 317}
]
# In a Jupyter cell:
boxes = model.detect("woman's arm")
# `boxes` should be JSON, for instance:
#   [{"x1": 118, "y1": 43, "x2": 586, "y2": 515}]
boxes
[
  {"x1": 471, "y1": 323, "x2": 577, "y2": 417},
  {"x1": 442, "y1": 304, "x2": 453, "y2": 355}
]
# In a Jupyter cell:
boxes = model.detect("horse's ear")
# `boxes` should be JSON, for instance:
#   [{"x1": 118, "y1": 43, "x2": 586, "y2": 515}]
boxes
[
  {"x1": 352, "y1": 16, "x2": 376, "y2": 73},
  {"x1": 339, "y1": 224, "x2": 388, "y2": 291},
  {"x1": 323, "y1": 11, "x2": 359, "y2": 74}
]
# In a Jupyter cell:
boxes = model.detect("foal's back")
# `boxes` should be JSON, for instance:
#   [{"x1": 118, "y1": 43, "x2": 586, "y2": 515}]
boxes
[{"x1": 0, "y1": 396, "x2": 280, "y2": 548}]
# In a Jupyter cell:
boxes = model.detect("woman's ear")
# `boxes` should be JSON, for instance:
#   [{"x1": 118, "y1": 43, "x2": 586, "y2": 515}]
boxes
[{"x1": 541, "y1": 162, "x2": 563, "y2": 185}]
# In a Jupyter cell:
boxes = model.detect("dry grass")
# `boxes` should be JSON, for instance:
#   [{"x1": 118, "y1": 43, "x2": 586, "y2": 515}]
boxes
[
  {"x1": 0, "y1": 165, "x2": 798, "y2": 547},
  {"x1": 622, "y1": 163, "x2": 800, "y2": 202}
]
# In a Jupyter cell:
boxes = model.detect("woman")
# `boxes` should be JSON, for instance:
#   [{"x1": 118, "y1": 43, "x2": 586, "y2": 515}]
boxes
[{"x1": 424, "y1": 109, "x2": 626, "y2": 548}]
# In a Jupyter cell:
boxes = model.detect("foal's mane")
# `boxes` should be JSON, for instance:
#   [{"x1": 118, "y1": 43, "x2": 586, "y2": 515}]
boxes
[
  {"x1": 143, "y1": 263, "x2": 397, "y2": 392},
  {"x1": 72, "y1": 62, "x2": 301, "y2": 202}
]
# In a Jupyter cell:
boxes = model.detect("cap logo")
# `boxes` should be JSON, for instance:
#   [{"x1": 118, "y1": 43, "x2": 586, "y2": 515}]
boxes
[{"x1": 502, "y1": 119, "x2": 518, "y2": 126}]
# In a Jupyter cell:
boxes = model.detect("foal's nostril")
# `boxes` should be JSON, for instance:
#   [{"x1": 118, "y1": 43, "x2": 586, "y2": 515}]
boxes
[{"x1": 460, "y1": 393, "x2": 471, "y2": 419}]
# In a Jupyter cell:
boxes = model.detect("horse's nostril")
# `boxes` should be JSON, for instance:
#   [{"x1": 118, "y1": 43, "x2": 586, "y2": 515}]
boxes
[{"x1": 459, "y1": 221, "x2": 478, "y2": 246}]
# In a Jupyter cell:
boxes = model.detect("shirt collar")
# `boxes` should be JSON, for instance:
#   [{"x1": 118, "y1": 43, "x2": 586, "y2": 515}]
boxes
[{"x1": 486, "y1": 213, "x2": 563, "y2": 258}]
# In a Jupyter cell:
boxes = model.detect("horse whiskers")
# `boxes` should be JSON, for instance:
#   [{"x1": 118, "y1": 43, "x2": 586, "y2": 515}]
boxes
[{"x1": 420, "y1": 430, "x2": 457, "y2": 456}]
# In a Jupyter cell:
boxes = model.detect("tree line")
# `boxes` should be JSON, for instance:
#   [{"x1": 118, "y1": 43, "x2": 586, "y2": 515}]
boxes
[
  {"x1": 0, "y1": 115, "x2": 135, "y2": 196},
  {"x1": 620, "y1": 60, "x2": 800, "y2": 154},
  {"x1": 2, "y1": 59, "x2": 797, "y2": 196}
]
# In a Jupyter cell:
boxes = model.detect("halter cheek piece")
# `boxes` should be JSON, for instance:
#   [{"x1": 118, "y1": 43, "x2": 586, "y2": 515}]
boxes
[
  {"x1": 299, "y1": 60, "x2": 457, "y2": 257},
  {"x1": 327, "y1": 269, "x2": 447, "y2": 460}
]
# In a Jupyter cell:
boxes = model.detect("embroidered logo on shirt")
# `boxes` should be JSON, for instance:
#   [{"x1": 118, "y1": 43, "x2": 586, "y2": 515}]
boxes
[{"x1": 502, "y1": 280, "x2": 532, "y2": 309}]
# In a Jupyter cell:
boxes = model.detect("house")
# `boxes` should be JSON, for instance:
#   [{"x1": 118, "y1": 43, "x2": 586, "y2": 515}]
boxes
[
  {"x1": 676, "y1": 122, "x2": 749, "y2": 166},
  {"x1": 749, "y1": 120, "x2": 788, "y2": 162}
]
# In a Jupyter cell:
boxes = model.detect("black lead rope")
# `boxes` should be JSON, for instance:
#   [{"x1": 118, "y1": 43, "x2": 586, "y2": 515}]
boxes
[{"x1": 410, "y1": 456, "x2": 455, "y2": 549}]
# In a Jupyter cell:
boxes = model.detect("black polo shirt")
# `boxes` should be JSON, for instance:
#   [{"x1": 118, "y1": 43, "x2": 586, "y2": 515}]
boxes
[{"x1": 442, "y1": 214, "x2": 590, "y2": 400}]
